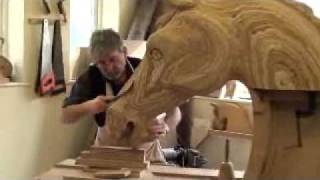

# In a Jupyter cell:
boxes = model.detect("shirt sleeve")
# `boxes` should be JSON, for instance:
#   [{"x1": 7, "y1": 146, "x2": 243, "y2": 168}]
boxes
[{"x1": 62, "y1": 78, "x2": 91, "y2": 108}]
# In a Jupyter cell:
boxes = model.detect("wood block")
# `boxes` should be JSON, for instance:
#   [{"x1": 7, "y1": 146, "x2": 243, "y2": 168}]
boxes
[
  {"x1": 82, "y1": 167, "x2": 108, "y2": 173},
  {"x1": 81, "y1": 149, "x2": 145, "y2": 163},
  {"x1": 89, "y1": 146, "x2": 146, "y2": 162},
  {"x1": 91, "y1": 145, "x2": 145, "y2": 152},
  {"x1": 94, "y1": 169, "x2": 131, "y2": 179},
  {"x1": 129, "y1": 170, "x2": 144, "y2": 178},
  {"x1": 76, "y1": 158, "x2": 149, "y2": 170}
]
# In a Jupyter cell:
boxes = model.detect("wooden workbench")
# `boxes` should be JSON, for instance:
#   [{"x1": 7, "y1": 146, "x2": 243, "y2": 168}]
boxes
[{"x1": 35, "y1": 159, "x2": 244, "y2": 180}]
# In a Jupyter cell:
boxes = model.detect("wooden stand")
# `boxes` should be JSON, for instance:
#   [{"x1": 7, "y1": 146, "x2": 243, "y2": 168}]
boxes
[{"x1": 246, "y1": 90, "x2": 320, "y2": 180}]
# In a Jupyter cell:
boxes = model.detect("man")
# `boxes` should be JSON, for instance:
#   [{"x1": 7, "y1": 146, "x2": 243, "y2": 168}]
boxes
[{"x1": 62, "y1": 29, "x2": 181, "y2": 162}]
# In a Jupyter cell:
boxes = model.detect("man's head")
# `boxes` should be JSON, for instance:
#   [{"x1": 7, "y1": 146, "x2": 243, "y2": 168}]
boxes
[{"x1": 90, "y1": 29, "x2": 127, "y2": 81}]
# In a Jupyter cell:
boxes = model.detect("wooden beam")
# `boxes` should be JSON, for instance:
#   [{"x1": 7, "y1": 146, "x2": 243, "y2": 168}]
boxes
[{"x1": 127, "y1": 0, "x2": 158, "y2": 40}]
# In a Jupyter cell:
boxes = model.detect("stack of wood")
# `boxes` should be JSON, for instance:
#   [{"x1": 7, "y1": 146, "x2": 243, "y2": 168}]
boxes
[{"x1": 74, "y1": 146, "x2": 150, "y2": 179}]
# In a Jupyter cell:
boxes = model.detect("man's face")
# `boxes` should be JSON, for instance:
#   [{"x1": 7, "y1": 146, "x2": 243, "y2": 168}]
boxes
[{"x1": 95, "y1": 49, "x2": 127, "y2": 81}]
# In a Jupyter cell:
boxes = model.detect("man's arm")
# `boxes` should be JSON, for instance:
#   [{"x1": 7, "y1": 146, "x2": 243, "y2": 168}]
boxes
[
  {"x1": 62, "y1": 95, "x2": 114, "y2": 124},
  {"x1": 62, "y1": 101, "x2": 92, "y2": 124},
  {"x1": 165, "y1": 107, "x2": 182, "y2": 132}
]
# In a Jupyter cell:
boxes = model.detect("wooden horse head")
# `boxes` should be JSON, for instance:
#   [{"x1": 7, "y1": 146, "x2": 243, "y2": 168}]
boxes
[{"x1": 103, "y1": 1, "x2": 320, "y2": 178}]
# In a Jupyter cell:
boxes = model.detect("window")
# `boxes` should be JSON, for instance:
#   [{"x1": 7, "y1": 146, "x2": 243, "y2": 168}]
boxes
[
  {"x1": 296, "y1": 0, "x2": 320, "y2": 17},
  {"x1": 219, "y1": 80, "x2": 251, "y2": 100},
  {"x1": 0, "y1": 0, "x2": 8, "y2": 57},
  {"x1": 69, "y1": 0, "x2": 97, "y2": 79}
]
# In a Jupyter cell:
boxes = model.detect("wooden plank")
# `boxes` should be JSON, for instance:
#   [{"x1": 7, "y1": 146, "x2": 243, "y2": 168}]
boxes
[
  {"x1": 76, "y1": 158, "x2": 150, "y2": 170},
  {"x1": 81, "y1": 148, "x2": 145, "y2": 163},
  {"x1": 208, "y1": 130, "x2": 253, "y2": 140},
  {"x1": 90, "y1": 146, "x2": 145, "y2": 154},
  {"x1": 82, "y1": 167, "x2": 144, "y2": 178},
  {"x1": 150, "y1": 165, "x2": 244, "y2": 179},
  {"x1": 129, "y1": 170, "x2": 144, "y2": 178},
  {"x1": 94, "y1": 169, "x2": 131, "y2": 179}
]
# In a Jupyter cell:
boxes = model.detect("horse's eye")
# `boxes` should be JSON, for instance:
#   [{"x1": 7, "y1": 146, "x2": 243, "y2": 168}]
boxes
[{"x1": 149, "y1": 48, "x2": 163, "y2": 61}]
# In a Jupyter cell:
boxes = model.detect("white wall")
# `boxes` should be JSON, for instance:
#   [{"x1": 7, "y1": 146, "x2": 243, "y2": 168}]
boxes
[
  {"x1": 0, "y1": 85, "x2": 94, "y2": 180},
  {"x1": 7, "y1": 0, "x2": 24, "y2": 81},
  {"x1": 98, "y1": 0, "x2": 137, "y2": 37}
]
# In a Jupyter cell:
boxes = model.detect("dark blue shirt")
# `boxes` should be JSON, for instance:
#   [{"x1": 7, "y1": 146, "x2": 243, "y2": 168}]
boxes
[{"x1": 63, "y1": 57, "x2": 141, "y2": 127}]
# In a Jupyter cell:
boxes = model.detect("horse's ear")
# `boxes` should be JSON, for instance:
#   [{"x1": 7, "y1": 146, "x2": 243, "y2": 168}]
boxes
[
  {"x1": 167, "y1": 0, "x2": 196, "y2": 9},
  {"x1": 279, "y1": 0, "x2": 320, "y2": 34}
]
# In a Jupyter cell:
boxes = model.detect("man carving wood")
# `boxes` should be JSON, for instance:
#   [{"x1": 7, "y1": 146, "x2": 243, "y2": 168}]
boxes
[{"x1": 61, "y1": 29, "x2": 181, "y2": 162}]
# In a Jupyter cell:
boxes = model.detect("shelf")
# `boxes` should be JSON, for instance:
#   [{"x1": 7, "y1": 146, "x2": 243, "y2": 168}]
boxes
[
  {"x1": 28, "y1": 15, "x2": 65, "y2": 25},
  {"x1": 0, "y1": 82, "x2": 30, "y2": 88}
]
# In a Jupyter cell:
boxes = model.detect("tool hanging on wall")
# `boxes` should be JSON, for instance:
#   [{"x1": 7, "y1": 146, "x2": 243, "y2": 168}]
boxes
[
  {"x1": 28, "y1": 0, "x2": 67, "y2": 25},
  {"x1": 35, "y1": 19, "x2": 66, "y2": 96},
  {"x1": 57, "y1": 0, "x2": 67, "y2": 23},
  {"x1": 51, "y1": 19, "x2": 66, "y2": 95},
  {"x1": 35, "y1": 19, "x2": 55, "y2": 95},
  {"x1": 42, "y1": 0, "x2": 51, "y2": 14}
]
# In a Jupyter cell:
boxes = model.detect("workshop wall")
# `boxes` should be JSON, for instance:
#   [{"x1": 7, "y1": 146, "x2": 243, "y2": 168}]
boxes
[{"x1": 0, "y1": 0, "x2": 137, "y2": 180}]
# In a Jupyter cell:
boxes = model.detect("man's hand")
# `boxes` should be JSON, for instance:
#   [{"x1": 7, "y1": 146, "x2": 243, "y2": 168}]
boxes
[
  {"x1": 148, "y1": 113, "x2": 170, "y2": 139},
  {"x1": 86, "y1": 95, "x2": 114, "y2": 114}
]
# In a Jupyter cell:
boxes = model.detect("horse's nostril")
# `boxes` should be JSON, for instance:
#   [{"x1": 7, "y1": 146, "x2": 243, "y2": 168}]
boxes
[
  {"x1": 122, "y1": 121, "x2": 135, "y2": 137},
  {"x1": 127, "y1": 121, "x2": 135, "y2": 131}
]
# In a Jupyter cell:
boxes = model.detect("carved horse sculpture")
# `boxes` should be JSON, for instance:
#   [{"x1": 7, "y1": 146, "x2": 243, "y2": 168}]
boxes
[{"x1": 103, "y1": 0, "x2": 320, "y2": 179}]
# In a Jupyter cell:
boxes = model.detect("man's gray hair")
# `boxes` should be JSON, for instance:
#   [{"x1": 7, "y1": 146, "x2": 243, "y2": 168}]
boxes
[{"x1": 90, "y1": 29, "x2": 124, "y2": 59}]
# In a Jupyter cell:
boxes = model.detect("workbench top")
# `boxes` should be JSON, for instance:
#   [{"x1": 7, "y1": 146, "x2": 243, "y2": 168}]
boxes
[{"x1": 34, "y1": 159, "x2": 244, "y2": 180}]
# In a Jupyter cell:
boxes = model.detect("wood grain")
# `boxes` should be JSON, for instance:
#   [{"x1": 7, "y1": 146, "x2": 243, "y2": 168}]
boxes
[
  {"x1": 104, "y1": 0, "x2": 320, "y2": 147},
  {"x1": 246, "y1": 90, "x2": 320, "y2": 180}
]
